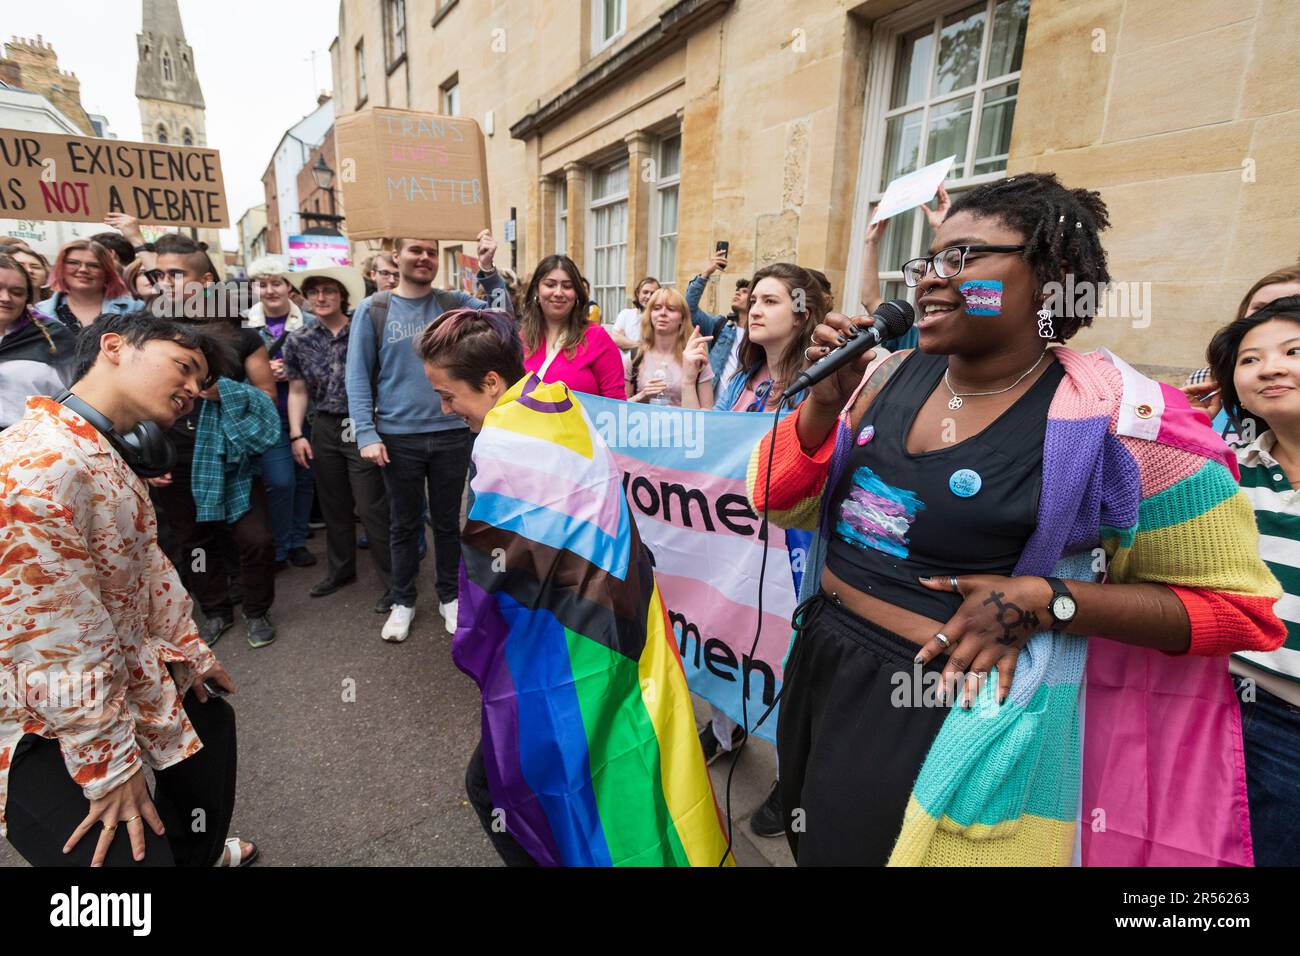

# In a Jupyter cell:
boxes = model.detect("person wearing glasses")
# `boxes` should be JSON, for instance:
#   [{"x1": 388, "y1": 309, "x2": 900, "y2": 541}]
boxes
[
  {"x1": 750, "y1": 172, "x2": 1284, "y2": 866},
  {"x1": 35, "y1": 240, "x2": 141, "y2": 334},
  {"x1": 365, "y1": 252, "x2": 400, "y2": 295}
]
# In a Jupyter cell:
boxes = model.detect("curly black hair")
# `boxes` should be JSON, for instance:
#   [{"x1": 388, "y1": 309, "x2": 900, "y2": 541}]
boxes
[{"x1": 946, "y1": 172, "x2": 1111, "y2": 341}]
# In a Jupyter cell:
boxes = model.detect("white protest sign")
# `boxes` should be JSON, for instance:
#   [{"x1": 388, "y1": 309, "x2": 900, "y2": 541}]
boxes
[{"x1": 870, "y1": 154, "x2": 955, "y2": 225}]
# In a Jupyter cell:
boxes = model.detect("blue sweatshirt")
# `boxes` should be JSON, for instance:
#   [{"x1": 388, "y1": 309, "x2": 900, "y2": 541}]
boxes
[{"x1": 345, "y1": 272, "x2": 509, "y2": 448}]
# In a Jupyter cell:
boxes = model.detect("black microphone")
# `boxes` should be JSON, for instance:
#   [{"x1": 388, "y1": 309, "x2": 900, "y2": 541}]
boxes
[{"x1": 789, "y1": 299, "x2": 915, "y2": 394}]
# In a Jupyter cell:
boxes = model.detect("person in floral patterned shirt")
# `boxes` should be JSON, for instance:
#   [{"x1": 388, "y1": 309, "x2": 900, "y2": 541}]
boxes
[{"x1": 0, "y1": 311, "x2": 258, "y2": 867}]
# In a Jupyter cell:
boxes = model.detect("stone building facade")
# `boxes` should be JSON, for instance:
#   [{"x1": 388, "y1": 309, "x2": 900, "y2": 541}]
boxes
[
  {"x1": 329, "y1": 0, "x2": 1300, "y2": 377},
  {"x1": 0, "y1": 35, "x2": 94, "y2": 135}
]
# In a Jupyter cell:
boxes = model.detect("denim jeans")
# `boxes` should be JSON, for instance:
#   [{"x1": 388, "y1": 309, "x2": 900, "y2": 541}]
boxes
[
  {"x1": 1235, "y1": 676, "x2": 1300, "y2": 866},
  {"x1": 261, "y1": 419, "x2": 315, "y2": 561},
  {"x1": 380, "y1": 429, "x2": 471, "y2": 607}
]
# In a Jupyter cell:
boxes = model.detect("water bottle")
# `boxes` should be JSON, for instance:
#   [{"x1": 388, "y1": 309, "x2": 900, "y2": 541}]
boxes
[{"x1": 648, "y1": 362, "x2": 671, "y2": 406}]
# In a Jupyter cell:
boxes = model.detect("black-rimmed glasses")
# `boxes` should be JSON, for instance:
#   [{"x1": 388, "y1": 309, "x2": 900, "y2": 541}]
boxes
[{"x1": 900, "y1": 245, "x2": 1026, "y2": 287}]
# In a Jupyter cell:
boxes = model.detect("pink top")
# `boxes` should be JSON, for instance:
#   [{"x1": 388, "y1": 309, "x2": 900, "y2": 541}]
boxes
[{"x1": 524, "y1": 324, "x2": 626, "y2": 400}]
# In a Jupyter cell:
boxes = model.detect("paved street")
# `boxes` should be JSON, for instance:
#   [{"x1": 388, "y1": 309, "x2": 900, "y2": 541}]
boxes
[{"x1": 1, "y1": 530, "x2": 791, "y2": 868}]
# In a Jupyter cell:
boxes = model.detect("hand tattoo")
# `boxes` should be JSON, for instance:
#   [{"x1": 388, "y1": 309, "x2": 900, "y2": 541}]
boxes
[{"x1": 982, "y1": 590, "x2": 1040, "y2": 645}]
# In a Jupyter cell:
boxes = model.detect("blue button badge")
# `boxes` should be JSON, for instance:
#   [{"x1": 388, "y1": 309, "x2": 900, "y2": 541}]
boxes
[{"x1": 949, "y1": 468, "x2": 982, "y2": 498}]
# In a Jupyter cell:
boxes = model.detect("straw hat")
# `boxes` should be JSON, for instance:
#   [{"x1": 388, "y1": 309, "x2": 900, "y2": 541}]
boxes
[{"x1": 293, "y1": 256, "x2": 367, "y2": 307}]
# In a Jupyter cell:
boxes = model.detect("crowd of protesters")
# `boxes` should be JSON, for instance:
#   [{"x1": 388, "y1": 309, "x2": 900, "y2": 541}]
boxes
[{"x1": 1, "y1": 166, "x2": 1297, "y2": 868}]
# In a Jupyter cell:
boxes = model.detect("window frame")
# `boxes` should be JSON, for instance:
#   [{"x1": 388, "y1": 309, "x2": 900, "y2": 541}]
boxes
[
  {"x1": 555, "y1": 177, "x2": 568, "y2": 256},
  {"x1": 591, "y1": 0, "x2": 628, "y2": 55},
  {"x1": 385, "y1": 0, "x2": 408, "y2": 73},
  {"x1": 586, "y1": 157, "x2": 630, "y2": 322},
  {"x1": 441, "y1": 76, "x2": 460, "y2": 117},
  {"x1": 649, "y1": 132, "x2": 682, "y2": 288},
  {"x1": 842, "y1": 0, "x2": 1029, "y2": 313},
  {"x1": 355, "y1": 40, "x2": 369, "y2": 107}
]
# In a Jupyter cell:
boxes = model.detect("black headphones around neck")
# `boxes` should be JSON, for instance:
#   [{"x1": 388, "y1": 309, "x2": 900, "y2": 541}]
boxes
[{"x1": 56, "y1": 391, "x2": 178, "y2": 479}]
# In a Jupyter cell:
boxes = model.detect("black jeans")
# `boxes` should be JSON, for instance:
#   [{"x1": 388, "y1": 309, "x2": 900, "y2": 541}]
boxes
[
  {"x1": 465, "y1": 741, "x2": 539, "y2": 867},
  {"x1": 777, "y1": 593, "x2": 951, "y2": 866},
  {"x1": 152, "y1": 457, "x2": 276, "y2": 619},
  {"x1": 5, "y1": 690, "x2": 238, "y2": 867},
  {"x1": 313, "y1": 411, "x2": 391, "y2": 589},
  {"x1": 380, "y1": 429, "x2": 471, "y2": 606}
]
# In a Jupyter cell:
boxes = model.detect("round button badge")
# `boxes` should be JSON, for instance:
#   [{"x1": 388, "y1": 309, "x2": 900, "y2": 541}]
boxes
[
  {"x1": 949, "y1": 468, "x2": 982, "y2": 498},
  {"x1": 857, "y1": 425, "x2": 875, "y2": 446}
]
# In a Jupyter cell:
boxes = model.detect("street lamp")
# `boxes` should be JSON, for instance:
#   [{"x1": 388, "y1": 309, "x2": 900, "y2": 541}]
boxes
[
  {"x1": 311, "y1": 154, "x2": 338, "y2": 217},
  {"x1": 310, "y1": 154, "x2": 335, "y2": 191}
]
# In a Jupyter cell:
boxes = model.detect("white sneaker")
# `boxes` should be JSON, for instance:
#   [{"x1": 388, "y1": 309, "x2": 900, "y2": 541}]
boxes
[
  {"x1": 439, "y1": 599, "x2": 458, "y2": 633},
  {"x1": 382, "y1": 605, "x2": 415, "y2": 642}
]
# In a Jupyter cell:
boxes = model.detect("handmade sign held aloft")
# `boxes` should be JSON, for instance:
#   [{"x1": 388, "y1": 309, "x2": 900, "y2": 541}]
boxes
[
  {"x1": 870, "y1": 154, "x2": 955, "y2": 225},
  {"x1": 335, "y1": 107, "x2": 490, "y2": 242},
  {"x1": 0, "y1": 127, "x2": 228, "y2": 228}
]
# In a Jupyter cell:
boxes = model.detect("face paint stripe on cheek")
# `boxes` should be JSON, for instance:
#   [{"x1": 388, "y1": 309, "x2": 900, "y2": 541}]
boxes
[{"x1": 959, "y1": 279, "x2": 1003, "y2": 316}]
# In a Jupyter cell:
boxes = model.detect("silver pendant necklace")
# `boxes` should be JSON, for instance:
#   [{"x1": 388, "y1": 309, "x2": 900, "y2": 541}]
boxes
[{"x1": 944, "y1": 350, "x2": 1048, "y2": 410}]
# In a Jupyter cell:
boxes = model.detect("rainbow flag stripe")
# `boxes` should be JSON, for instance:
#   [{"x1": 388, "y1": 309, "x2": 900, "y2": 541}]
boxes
[{"x1": 454, "y1": 375, "x2": 730, "y2": 867}]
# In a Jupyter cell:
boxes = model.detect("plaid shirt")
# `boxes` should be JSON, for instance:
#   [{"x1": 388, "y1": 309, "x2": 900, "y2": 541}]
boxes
[
  {"x1": 192, "y1": 378, "x2": 281, "y2": 523},
  {"x1": 282, "y1": 319, "x2": 351, "y2": 415}
]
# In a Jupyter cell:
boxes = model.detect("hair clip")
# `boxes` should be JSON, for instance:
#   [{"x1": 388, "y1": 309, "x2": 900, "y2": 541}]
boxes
[
  {"x1": 1074, "y1": 221, "x2": 1082, "y2": 228},
  {"x1": 1058, "y1": 215, "x2": 1066, "y2": 223}
]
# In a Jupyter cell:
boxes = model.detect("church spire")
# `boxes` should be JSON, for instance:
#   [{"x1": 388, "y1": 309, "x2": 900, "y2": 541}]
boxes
[
  {"x1": 135, "y1": 0, "x2": 204, "y2": 109},
  {"x1": 142, "y1": 0, "x2": 186, "y2": 42}
]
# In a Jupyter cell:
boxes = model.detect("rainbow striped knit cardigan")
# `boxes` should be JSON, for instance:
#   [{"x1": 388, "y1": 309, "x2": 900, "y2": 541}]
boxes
[{"x1": 748, "y1": 347, "x2": 1285, "y2": 866}]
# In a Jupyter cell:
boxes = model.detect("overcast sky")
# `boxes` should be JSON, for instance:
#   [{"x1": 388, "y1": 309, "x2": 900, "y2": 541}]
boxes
[{"x1": 4, "y1": 0, "x2": 340, "y2": 250}]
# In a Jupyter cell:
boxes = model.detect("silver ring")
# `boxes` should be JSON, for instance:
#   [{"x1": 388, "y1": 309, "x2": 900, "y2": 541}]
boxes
[
  {"x1": 934, "y1": 632, "x2": 951, "y2": 649},
  {"x1": 949, "y1": 575, "x2": 959, "y2": 593},
  {"x1": 804, "y1": 346, "x2": 818, "y2": 362}
]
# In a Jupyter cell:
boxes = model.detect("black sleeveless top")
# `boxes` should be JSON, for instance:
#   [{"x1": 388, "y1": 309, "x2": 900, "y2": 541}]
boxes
[{"x1": 824, "y1": 349, "x2": 1064, "y2": 622}]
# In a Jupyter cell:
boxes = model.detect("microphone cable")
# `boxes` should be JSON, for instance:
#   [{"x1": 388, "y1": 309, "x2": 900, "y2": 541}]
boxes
[{"x1": 718, "y1": 402, "x2": 786, "y2": 866}]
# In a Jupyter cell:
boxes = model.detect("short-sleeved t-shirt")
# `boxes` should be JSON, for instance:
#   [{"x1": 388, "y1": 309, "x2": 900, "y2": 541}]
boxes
[
  {"x1": 169, "y1": 325, "x2": 264, "y2": 449},
  {"x1": 612, "y1": 308, "x2": 645, "y2": 349},
  {"x1": 624, "y1": 351, "x2": 714, "y2": 406}
]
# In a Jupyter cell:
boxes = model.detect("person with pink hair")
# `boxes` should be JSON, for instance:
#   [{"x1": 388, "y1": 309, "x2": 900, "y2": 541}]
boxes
[{"x1": 35, "y1": 239, "x2": 140, "y2": 334}]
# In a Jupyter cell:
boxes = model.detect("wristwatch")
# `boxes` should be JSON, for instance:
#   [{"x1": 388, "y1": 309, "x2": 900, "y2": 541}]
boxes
[
  {"x1": 132, "y1": 242, "x2": 155, "y2": 254},
  {"x1": 1043, "y1": 577, "x2": 1077, "y2": 629}
]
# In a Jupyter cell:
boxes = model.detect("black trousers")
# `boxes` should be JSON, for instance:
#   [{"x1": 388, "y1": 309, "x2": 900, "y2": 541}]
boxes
[
  {"x1": 776, "y1": 593, "x2": 951, "y2": 866},
  {"x1": 153, "y1": 457, "x2": 276, "y2": 619},
  {"x1": 5, "y1": 691, "x2": 238, "y2": 867},
  {"x1": 312, "y1": 411, "x2": 391, "y2": 588},
  {"x1": 380, "y1": 430, "x2": 472, "y2": 606},
  {"x1": 465, "y1": 741, "x2": 539, "y2": 867}
]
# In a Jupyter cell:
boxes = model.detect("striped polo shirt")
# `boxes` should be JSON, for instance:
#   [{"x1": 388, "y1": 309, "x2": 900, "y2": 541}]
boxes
[{"x1": 1235, "y1": 430, "x2": 1300, "y2": 705}]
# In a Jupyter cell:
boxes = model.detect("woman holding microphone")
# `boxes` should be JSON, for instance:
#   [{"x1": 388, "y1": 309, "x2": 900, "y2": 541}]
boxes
[{"x1": 751, "y1": 172, "x2": 1284, "y2": 866}]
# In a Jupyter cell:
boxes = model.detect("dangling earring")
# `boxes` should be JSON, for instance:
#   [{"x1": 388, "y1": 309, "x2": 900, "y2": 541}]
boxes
[{"x1": 1036, "y1": 305, "x2": 1056, "y2": 340}]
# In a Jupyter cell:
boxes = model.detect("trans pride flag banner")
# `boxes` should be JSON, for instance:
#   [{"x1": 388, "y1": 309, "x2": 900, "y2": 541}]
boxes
[
  {"x1": 454, "y1": 375, "x2": 731, "y2": 867},
  {"x1": 579, "y1": 393, "x2": 809, "y2": 745}
]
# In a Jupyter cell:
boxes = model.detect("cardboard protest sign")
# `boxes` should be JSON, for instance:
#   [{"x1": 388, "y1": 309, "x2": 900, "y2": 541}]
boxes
[
  {"x1": 0, "y1": 127, "x2": 228, "y2": 228},
  {"x1": 335, "y1": 107, "x2": 490, "y2": 242}
]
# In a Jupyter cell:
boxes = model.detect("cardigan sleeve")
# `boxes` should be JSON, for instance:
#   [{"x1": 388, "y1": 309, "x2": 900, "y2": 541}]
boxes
[
  {"x1": 745, "y1": 403, "x2": 838, "y2": 531},
  {"x1": 1105, "y1": 434, "x2": 1286, "y2": 657}
]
